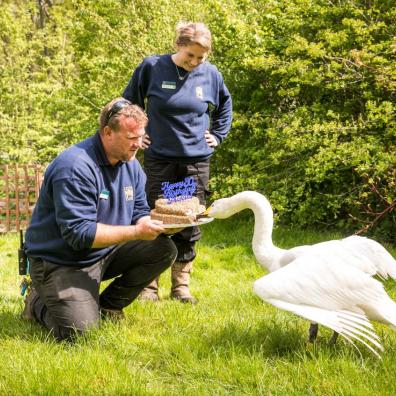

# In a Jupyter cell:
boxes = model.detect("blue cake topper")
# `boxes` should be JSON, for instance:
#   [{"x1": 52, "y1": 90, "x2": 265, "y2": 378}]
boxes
[{"x1": 161, "y1": 177, "x2": 196, "y2": 203}]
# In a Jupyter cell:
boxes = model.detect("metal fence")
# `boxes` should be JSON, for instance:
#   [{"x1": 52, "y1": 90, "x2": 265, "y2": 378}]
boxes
[{"x1": 0, "y1": 164, "x2": 43, "y2": 233}]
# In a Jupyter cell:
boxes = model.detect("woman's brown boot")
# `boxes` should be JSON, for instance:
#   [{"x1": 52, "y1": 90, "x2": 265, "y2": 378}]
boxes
[
  {"x1": 170, "y1": 261, "x2": 198, "y2": 304},
  {"x1": 138, "y1": 277, "x2": 160, "y2": 302}
]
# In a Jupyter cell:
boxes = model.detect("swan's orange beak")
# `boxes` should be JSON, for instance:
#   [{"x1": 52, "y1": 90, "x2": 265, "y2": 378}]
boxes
[
  {"x1": 196, "y1": 206, "x2": 212, "y2": 219},
  {"x1": 202, "y1": 207, "x2": 211, "y2": 216}
]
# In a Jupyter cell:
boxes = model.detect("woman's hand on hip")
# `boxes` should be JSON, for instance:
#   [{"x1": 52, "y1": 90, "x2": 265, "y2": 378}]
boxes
[
  {"x1": 141, "y1": 134, "x2": 151, "y2": 149},
  {"x1": 205, "y1": 130, "x2": 218, "y2": 147}
]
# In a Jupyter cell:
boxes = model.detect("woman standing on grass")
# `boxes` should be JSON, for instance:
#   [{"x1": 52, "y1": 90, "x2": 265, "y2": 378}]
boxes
[{"x1": 123, "y1": 21, "x2": 232, "y2": 304}]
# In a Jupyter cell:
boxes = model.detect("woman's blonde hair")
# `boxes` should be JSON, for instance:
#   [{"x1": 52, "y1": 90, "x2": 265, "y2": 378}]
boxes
[{"x1": 175, "y1": 21, "x2": 212, "y2": 51}]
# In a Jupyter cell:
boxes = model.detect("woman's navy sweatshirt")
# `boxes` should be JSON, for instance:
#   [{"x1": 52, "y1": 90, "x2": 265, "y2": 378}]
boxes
[{"x1": 123, "y1": 54, "x2": 232, "y2": 163}]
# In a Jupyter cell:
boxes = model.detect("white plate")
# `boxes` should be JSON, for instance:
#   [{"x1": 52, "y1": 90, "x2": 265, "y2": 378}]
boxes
[{"x1": 161, "y1": 217, "x2": 214, "y2": 229}]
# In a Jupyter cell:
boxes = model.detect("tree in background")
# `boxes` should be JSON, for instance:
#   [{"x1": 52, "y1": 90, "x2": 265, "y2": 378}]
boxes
[{"x1": 1, "y1": 0, "x2": 200, "y2": 161}]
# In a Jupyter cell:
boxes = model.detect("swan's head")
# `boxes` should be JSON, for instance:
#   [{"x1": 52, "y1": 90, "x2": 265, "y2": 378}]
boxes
[
  {"x1": 204, "y1": 197, "x2": 236, "y2": 219},
  {"x1": 204, "y1": 192, "x2": 256, "y2": 219},
  {"x1": 204, "y1": 191, "x2": 273, "y2": 220}
]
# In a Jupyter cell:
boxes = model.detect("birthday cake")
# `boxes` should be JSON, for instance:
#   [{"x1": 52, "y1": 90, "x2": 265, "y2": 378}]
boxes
[{"x1": 151, "y1": 196, "x2": 205, "y2": 224}]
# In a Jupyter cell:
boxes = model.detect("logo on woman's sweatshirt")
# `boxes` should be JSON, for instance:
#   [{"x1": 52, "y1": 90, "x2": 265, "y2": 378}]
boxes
[{"x1": 195, "y1": 86, "x2": 203, "y2": 99}]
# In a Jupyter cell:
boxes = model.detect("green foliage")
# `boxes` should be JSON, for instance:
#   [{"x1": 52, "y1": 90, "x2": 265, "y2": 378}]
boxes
[
  {"x1": 209, "y1": 0, "x2": 396, "y2": 241},
  {"x1": 1, "y1": 0, "x2": 395, "y2": 239},
  {"x1": 0, "y1": 0, "x2": 204, "y2": 162}
]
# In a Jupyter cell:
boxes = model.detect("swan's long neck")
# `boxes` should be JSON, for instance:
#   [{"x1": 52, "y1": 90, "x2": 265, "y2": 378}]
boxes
[{"x1": 231, "y1": 192, "x2": 283, "y2": 272}]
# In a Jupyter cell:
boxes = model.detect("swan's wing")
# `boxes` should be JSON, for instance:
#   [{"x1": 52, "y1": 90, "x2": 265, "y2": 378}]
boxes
[
  {"x1": 293, "y1": 237, "x2": 396, "y2": 280},
  {"x1": 252, "y1": 254, "x2": 390, "y2": 356},
  {"x1": 278, "y1": 236, "x2": 396, "y2": 279},
  {"x1": 278, "y1": 245, "x2": 310, "y2": 267},
  {"x1": 254, "y1": 251, "x2": 392, "y2": 317},
  {"x1": 341, "y1": 236, "x2": 396, "y2": 280}
]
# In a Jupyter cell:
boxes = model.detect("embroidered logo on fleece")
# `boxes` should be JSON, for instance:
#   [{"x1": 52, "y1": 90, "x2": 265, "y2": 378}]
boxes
[
  {"x1": 195, "y1": 86, "x2": 203, "y2": 99},
  {"x1": 124, "y1": 186, "x2": 134, "y2": 201}
]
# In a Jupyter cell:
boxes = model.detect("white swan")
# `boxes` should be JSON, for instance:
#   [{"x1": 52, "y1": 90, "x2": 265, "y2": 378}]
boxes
[{"x1": 205, "y1": 191, "x2": 396, "y2": 357}]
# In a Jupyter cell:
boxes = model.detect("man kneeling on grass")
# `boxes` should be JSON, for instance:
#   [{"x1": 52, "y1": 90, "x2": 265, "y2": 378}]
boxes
[{"x1": 22, "y1": 98, "x2": 177, "y2": 342}]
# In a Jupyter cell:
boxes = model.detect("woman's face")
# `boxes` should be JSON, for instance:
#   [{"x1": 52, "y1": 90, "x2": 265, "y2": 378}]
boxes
[{"x1": 175, "y1": 43, "x2": 209, "y2": 71}]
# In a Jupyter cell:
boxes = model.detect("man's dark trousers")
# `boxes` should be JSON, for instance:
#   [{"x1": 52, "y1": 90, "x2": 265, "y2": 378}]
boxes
[{"x1": 29, "y1": 235, "x2": 177, "y2": 341}]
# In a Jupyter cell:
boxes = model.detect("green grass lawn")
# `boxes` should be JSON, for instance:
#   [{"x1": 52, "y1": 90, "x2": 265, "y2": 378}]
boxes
[{"x1": 1, "y1": 214, "x2": 396, "y2": 395}]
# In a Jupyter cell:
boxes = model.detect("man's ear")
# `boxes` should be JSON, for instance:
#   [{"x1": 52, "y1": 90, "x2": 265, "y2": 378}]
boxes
[{"x1": 103, "y1": 125, "x2": 112, "y2": 137}]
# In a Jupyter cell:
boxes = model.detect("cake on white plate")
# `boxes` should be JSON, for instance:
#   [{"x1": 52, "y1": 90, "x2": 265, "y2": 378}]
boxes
[{"x1": 150, "y1": 197, "x2": 205, "y2": 224}]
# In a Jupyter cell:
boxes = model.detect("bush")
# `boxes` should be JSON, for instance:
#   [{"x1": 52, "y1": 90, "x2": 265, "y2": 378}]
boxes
[{"x1": 209, "y1": 0, "x2": 396, "y2": 241}]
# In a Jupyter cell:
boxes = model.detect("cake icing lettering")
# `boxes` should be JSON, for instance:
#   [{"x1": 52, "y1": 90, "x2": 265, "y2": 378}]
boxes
[{"x1": 161, "y1": 177, "x2": 196, "y2": 203}]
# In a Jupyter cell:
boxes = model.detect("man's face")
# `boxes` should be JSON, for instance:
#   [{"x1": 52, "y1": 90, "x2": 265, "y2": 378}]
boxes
[
  {"x1": 176, "y1": 43, "x2": 208, "y2": 71},
  {"x1": 104, "y1": 115, "x2": 145, "y2": 165}
]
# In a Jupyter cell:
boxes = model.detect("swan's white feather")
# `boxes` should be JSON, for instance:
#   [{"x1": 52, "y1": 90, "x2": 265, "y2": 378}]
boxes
[{"x1": 262, "y1": 298, "x2": 383, "y2": 356}]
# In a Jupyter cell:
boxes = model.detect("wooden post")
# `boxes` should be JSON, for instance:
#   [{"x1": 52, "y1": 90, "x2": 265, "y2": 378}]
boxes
[
  {"x1": 24, "y1": 165, "x2": 30, "y2": 229},
  {"x1": 15, "y1": 164, "x2": 20, "y2": 232},
  {"x1": 0, "y1": 164, "x2": 43, "y2": 232},
  {"x1": 5, "y1": 165, "x2": 11, "y2": 232}
]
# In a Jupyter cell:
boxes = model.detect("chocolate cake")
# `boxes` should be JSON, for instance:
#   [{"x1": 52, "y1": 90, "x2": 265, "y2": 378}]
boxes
[{"x1": 150, "y1": 197, "x2": 205, "y2": 224}]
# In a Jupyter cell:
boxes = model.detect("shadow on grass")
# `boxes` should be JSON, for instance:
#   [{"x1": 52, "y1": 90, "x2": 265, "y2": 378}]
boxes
[
  {"x1": 0, "y1": 311, "x2": 45, "y2": 340},
  {"x1": 0, "y1": 295, "x2": 45, "y2": 340},
  {"x1": 204, "y1": 317, "x2": 387, "y2": 362},
  {"x1": 202, "y1": 318, "x2": 308, "y2": 358}
]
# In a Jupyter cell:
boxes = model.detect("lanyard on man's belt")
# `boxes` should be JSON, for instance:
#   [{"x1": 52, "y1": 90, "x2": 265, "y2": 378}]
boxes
[{"x1": 18, "y1": 230, "x2": 31, "y2": 296}]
